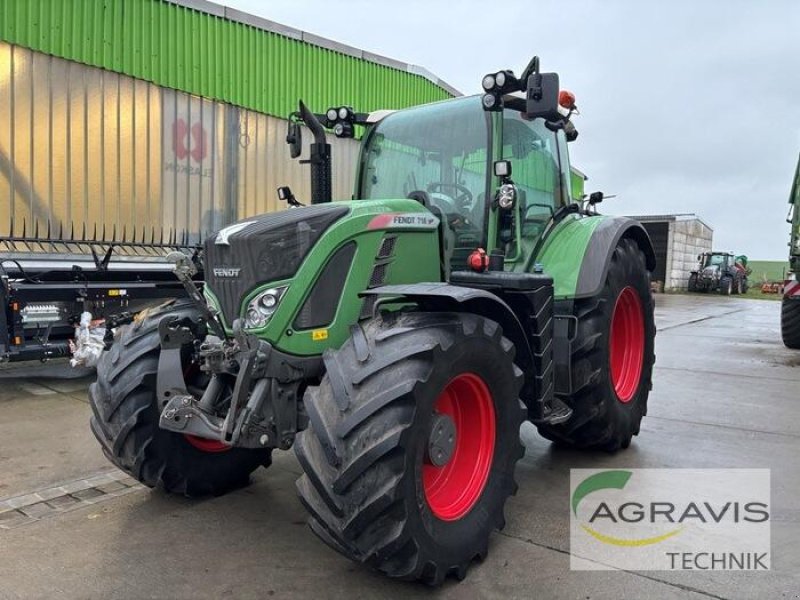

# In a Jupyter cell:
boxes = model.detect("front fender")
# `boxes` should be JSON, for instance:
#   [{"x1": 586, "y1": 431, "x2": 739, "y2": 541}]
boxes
[{"x1": 360, "y1": 283, "x2": 537, "y2": 409}]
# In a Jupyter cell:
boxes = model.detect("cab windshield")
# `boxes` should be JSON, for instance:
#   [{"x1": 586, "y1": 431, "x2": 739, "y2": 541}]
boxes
[{"x1": 359, "y1": 96, "x2": 490, "y2": 251}]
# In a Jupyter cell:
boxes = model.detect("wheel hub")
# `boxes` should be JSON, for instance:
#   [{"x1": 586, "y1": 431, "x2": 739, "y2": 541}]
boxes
[
  {"x1": 422, "y1": 372, "x2": 496, "y2": 521},
  {"x1": 427, "y1": 413, "x2": 457, "y2": 467}
]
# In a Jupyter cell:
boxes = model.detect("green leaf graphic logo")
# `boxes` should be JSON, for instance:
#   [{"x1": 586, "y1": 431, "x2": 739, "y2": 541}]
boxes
[{"x1": 572, "y1": 470, "x2": 682, "y2": 547}]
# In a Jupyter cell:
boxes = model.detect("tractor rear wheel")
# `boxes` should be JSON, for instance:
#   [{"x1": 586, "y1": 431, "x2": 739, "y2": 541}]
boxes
[
  {"x1": 537, "y1": 238, "x2": 655, "y2": 451},
  {"x1": 89, "y1": 300, "x2": 271, "y2": 496},
  {"x1": 294, "y1": 312, "x2": 525, "y2": 584},
  {"x1": 782, "y1": 296, "x2": 800, "y2": 349}
]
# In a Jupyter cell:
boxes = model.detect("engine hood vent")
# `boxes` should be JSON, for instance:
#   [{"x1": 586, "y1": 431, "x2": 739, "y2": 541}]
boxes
[{"x1": 204, "y1": 204, "x2": 349, "y2": 324}]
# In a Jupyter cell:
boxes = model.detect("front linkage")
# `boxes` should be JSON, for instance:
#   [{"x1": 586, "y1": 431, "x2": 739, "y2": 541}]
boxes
[{"x1": 155, "y1": 311, "x2": 321, "y2": 451}]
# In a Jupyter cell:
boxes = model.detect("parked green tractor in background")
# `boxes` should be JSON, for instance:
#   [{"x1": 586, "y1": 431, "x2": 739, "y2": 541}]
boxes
[
  {"x1": 688, "y1": 252, "x2": 749, "y2": 295},
  {"x1": 782, "y1": 154, "x2": 800, "y2": 348},
  {"x1": 89, "y1": 57, "x2": 656, "y2": 584}
]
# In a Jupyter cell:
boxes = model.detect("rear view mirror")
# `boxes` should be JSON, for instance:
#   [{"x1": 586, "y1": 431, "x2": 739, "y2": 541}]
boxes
[
  {"x1": 525, "y1": 72, "x2": 560, "y2": 122},
  {"x1": 286, "y1": 121, "x2": 302, "y2": 159}
]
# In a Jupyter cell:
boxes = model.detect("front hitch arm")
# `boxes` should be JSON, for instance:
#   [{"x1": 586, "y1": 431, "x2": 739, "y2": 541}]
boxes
[{"x1": 166, "y1": 250, "x2": 227, "y2": 340}]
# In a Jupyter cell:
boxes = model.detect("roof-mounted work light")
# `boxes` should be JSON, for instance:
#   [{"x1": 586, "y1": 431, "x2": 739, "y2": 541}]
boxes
[
  {"x1": 481, "y1": 69, "x2": 522, "y2": 112},
  {"x1": 323, "y1": 106, "x2": 356, "y2": 138}
]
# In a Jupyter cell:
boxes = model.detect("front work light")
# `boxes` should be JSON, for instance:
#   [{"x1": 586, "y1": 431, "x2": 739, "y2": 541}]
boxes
[{"x1": 497, "y1": 183, "x2": 517, "y2": 210}]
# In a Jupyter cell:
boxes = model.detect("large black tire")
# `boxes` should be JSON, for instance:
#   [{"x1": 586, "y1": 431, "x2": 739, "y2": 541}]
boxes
[
  {"x1": 719, "y1": 276, "x2": 733, "y2": 295},
  {"x1": 89, "y1": 300, "x2": 271, "y2": 496},
  {"x1": 782, "y1": 296, "x2": 800, "y2": 349},
  {"x1": 537, "y1": 238, "x2": 655, "y2": 451},
  {"x1": 294, "y1": 312, "x2": 525, "y2": 585},
  {"x1": 688, "y1": 273, "x2": 698, "y2": 292}
]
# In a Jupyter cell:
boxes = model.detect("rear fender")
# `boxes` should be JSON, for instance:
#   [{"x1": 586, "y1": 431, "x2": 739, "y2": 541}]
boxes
[{"x1": 572, "y1": 217, "x2": 656, "y2": 299}]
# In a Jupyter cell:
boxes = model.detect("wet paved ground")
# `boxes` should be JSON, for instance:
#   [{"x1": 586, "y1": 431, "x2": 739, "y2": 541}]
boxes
[{"x1": 0, "y1": 294, "x2": 798, "y2": 599}]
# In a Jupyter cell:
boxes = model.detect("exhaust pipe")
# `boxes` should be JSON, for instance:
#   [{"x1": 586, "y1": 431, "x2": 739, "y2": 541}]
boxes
[{"x1": 298, "y1": 100, "x2": 332, "y2": 204}]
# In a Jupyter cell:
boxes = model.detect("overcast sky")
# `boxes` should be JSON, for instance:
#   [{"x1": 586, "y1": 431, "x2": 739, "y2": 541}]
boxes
[{"x1": 228, "y1": 0, "x2": 799, "y2": 259}]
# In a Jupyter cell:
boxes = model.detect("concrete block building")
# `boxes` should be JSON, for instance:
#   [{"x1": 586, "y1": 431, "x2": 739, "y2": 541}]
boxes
[{"x1": 629, "y1": 214, "x2": 714, "y2": 291}]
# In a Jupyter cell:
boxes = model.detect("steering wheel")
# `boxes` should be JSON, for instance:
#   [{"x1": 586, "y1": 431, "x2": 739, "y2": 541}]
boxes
[{"x1": 426, "y1": 182, "x2": 473, "y2": 209}]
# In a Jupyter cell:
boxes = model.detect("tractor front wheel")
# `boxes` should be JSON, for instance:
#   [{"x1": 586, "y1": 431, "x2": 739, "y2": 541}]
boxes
[
  {"x1": 720, "y1": 276, "x2": 733, "y2": 295},
  {"x1": 89, "y1": 300, "x2": 272, "y2": 496},
  {"x1": 294, "y1": 312, "x2": 525, "y2": 584},
  {"x1": 688, "y1": 273, "x2": 698, "y2": 292},
  {"x1": 537, "y1": 238, "x2": 655, "y2": 451}
]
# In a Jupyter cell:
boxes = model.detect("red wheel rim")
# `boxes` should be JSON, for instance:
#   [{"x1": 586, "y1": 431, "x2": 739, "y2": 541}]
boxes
[
  {"x1": 184, "y1": 434, "x2": 231, "y2": 453},
  {"x1": 609, "y1": 286, "x2": 645, "y2": 403},
  {"x1": 422, "y1": 373, "x2": 496, "y2": 521}
]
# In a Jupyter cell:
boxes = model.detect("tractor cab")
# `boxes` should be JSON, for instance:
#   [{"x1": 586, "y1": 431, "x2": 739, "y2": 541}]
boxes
[
  {"x1": 356, "y1": 94, "x2": 574, "y2": 270},
  {"x1": 284, "y1": 56, "x2": 579, "y2": 277},
  {"x1": 700, "y1": 252, "x2": 732, "y2": 272}
]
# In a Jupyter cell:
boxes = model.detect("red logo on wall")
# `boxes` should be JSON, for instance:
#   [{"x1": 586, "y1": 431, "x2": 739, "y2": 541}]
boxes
[{"x1": 172, "y1": 119, "x2": 208, "y2": 162}]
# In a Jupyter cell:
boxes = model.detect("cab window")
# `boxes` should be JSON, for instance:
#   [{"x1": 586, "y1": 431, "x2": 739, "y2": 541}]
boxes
[{"x1": 501, "y1": 110, "x2": 564, "y2": 238}]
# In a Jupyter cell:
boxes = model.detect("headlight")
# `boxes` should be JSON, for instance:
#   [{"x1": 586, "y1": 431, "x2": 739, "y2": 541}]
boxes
[
  {"x1": 482, "y1": 74, "x2": 495, "y2": 91},
  {"x1": 497, "y1": 183, "x2": 517, "y2": 209},
  {"x1": 326, "y1": 108, "x2": 338, "y2": 122},
  {"x1": 494, "y1": 70, "x2": 506, "y2": 88},
  {"x1": 243, "y1": 286, "x2": 288, "y2": 329},
  {"x1": 338, "y1": 106, "x2": 350, "y2": 120}
]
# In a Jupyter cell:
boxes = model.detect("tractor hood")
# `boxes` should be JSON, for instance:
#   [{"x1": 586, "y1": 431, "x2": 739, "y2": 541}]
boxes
[
  {"x1": 702, "y1": 265, "x2": 719, "y2": 278},
  {"x1": 204, "y1": 204, "x2": 350, "y2": 324}
]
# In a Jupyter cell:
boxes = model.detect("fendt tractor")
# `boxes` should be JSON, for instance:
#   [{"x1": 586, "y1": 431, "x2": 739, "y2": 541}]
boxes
[
  {"x1": 89, "y1": 57, "x2": 656, "y2": 584},
  {"x1": 688, "y1": 251, "x2": 749, "y2": 295},
  {"x1": 783, "y1": 154, "x2": 800, "y2": 348}
]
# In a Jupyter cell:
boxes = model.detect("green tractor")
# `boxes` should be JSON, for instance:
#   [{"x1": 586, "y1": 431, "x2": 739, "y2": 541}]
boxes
[
  {"x1": 89, "y1": 57, "x2": 656, "y2": 584},
  {"x1": 783, "y1": 153, "x2": 800, "y2": 348}
]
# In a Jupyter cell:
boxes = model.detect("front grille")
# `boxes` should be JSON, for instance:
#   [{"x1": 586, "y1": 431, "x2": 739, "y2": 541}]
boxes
[
  {"x1": 293, "y1": 242, "x2": 357, "y2": 331},
  {"x1": 204, "y1": 204, "x2": 349, "y2": 324}
]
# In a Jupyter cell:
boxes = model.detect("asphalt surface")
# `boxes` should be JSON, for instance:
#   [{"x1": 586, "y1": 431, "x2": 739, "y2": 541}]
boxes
[{"x1": 0, "y1": 294, "x2": 798, "y2": 599}]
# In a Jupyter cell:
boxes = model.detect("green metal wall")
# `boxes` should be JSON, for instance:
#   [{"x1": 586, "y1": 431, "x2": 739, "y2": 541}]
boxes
[{"x1": 0, "y1": 0, "x2": 453, "y2": 118}]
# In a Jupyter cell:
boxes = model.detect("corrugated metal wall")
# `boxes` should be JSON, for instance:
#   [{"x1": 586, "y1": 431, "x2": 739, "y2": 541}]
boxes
[
  {"x1": 0, "y1": 0, "x2": 453, "y2": 120},
  {"x1": 0, "y1": 42, "x2": 360, "y2": 241}
]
